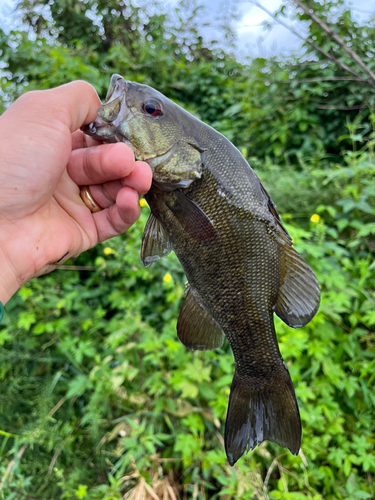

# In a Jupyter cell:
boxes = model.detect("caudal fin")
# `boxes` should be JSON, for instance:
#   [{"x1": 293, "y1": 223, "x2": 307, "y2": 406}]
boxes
[{"x1": 224, "y1": 369, "x2": 301, "y2": 466}]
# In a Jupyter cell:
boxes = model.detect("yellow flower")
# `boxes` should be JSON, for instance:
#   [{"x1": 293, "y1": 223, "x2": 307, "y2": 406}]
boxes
[
  {"x1": 139, "y1": 198, "x2": 148, "y2": 208},
  {"x1": 310, "y1": 214, "x2": 320, "y2": 223},
  {"x1": 103, "y1": 247, "x2": 112, "y2": 255},
  {"x1": 163, "y1": 273, "x2": 172, "y2": 283}
]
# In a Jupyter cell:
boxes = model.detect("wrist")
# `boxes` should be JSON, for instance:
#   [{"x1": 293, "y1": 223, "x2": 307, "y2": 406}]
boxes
[{"x1": 0, "y1": 251, "x2": 22, "y2": 305}]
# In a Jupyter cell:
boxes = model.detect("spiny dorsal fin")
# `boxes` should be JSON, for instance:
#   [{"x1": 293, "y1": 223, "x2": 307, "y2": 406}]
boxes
[
  {"x1": 276, "y1": 240, "x2": 320, "y2": 328},
  {"x1": 259, "y1": 183, "x2": 292, "y2": 241},
  {"x1": 177, "y1": 286, "x2": 224, "y2": 351},
  {"x1": 141, "y1": 212, "x2": 171, "y2": 267}
]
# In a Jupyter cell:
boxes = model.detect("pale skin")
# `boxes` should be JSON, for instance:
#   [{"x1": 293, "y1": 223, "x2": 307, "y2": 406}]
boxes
[{"x1": 0, "y1": 81, "x2": 153, "y2": 305}]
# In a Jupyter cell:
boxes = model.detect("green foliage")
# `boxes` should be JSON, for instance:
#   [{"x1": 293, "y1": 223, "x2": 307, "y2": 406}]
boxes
[{"x1": 0, "y1": 0, "x2": 375, "y2": 498}]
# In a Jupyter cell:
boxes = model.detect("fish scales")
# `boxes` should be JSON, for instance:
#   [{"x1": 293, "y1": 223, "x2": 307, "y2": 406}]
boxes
[
  {"x1": 83, "y1": 75, "x2": 320, "y2": 466},
  {"x1": 147, "y1": 166, "x2": 282, "y2": 374}
]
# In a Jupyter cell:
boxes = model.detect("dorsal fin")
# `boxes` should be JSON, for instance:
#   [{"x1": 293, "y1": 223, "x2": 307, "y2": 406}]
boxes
[
  {"x1": 260, "y1": 183, "x2": 292, "y2": 241},
  {"x1": 258, "y1": 182, "x2": 320, "y2": 327}
]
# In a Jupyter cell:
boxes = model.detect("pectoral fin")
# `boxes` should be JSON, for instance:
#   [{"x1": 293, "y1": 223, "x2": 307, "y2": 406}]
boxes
[
  {"x1": 167, "y1": 190, "x2": 217, "y2": 242},
  {"x1": 177, "y1": 286, "x2": 224, "y2": 351},
  {"x1": 276, "y1": 243, "x2": 320, "y2": 328},
  {"x1": 141, "y1": 213, "x2": 171, "y2": 267}
]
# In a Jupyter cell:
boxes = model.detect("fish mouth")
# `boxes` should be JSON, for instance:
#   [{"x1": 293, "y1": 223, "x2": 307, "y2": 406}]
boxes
[
  {"x1": 83, "y1": 74, "x2": 173, "y2": 163},
  {"x1": 82, "y1": 75, "x2": 135, "y2": 147},
  {"x1": 84, "y1": 118, "x2": 173, "y2": 163}
]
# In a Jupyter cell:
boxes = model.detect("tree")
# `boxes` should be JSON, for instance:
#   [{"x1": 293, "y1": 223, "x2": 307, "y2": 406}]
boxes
[{"x1": 0, "y1": 1, "x2": 374, "y2": 499}]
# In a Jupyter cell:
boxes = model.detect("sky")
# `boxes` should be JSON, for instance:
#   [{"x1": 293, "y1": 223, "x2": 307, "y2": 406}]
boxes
[
  {"x1": 0, "y1": 0, "x2": 374, "y2": 59},
  {"x1": 191, "y1": 0, "x2": 374, "y2": 59}
]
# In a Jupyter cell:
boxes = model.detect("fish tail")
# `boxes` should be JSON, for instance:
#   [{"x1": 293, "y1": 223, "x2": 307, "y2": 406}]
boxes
[{"x1": 224, "y1": 368, "x2": 301, "y2": 466}]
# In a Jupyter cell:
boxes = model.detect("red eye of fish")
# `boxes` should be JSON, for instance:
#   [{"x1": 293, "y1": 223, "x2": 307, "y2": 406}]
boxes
[{"x1": 142, "y1": 100, "x2": 163, "y2": 117}]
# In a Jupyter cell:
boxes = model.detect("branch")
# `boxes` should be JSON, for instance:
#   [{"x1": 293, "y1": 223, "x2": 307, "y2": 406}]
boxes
[
  {"x1": 57, "y1": 265, "x2": 96, "y2": 271},
  {"x1": 265, "y1": 77, "x2": 367, "y2": 83},
  {"x1": 272, "y1": 95, "x2": 367, "y2": 110},
  {"x1": 249, "y1": 0, "x2": 375, "y2": 88},
  {"x1": 0, "y1": 399, "x2": 67, "y2": 491},
  {"x1": 264, "y1": 457, "x2": 279, "y2": 490},
  {"x1": 316, "y1": 104, "x2": 367, "y2": 110},
  {"x1": 48, "y1": 397, "x2": 66, "y2": 417},
  {"x1": 48, "y1": 419, "x2": 81, "y2": 474},
  {"x1": 293, "y1": 0, "x2": 375, "y2": 84},
  {"x1": 0, "y1": 443, "x2": 29, "y2": 490},
  {"x1": 8, "y1": 487, "x2": 42, "y2": 500}
]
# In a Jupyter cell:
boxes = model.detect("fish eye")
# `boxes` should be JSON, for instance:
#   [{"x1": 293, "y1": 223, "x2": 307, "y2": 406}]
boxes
[{"x1": 142, "y1": 99, "x2": 163, "y2": 117}]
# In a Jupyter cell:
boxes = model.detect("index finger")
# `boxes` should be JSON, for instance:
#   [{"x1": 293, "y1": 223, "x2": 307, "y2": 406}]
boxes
[{"x1": 71, "y1": 130, "x2": 102, "y2": 151}]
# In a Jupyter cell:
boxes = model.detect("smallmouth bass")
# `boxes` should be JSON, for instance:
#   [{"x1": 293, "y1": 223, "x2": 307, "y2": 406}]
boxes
[{"x1": 84, "y1": 75, "x2": 320, "y2": 466}]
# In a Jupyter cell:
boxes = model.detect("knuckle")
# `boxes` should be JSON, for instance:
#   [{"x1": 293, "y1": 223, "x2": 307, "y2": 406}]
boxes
[
  {"x1": 82, "y1": 148, "x2": 98, "y2": 182},
  {"x1": 72, "y1": 80, "x2": 98, "y2": 100},
  {"x1": 15, "y1": 90, "x2": 44, "y2": 110},
  {"x1": 106, "y1": 209, "x2": 122, "y2": 235}
]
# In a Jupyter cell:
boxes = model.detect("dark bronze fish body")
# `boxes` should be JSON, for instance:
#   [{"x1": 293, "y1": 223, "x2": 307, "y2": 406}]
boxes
[{"x1": 84, "y1": 75, "x2": 320, "y2": 465}]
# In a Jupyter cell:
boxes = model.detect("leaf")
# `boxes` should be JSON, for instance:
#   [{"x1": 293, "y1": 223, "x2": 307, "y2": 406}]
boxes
[
  {"x1": 223, "y1": 103, "x2": 242, "y2": 117},
  {"x1": 67, "y1": 375, "x2": 93, "y2": 398},
  {"x1": 17, "y1": 311, "x2": 36, "y2": 331},
  {"x1": 75, "y1": 485, "x2": 88, "y2": 499}
]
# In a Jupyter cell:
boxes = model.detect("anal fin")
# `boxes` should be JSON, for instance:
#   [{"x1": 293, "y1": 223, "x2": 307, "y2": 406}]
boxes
[{"x1": 177, "y1": 286, "x2": 224, "y2": 351}]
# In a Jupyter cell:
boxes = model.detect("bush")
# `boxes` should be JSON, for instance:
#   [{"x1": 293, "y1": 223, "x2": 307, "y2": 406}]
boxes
[{"x1": 0, "y1": 1, "x2": 374, "y2": 498}]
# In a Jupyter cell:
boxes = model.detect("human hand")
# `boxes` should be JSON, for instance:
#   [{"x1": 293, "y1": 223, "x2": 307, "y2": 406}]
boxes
[{"x1": 0, "y1": 81, "x2": 152, "y2": 304}]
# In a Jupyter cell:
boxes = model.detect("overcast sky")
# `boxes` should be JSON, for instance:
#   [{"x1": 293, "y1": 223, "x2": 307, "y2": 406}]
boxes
[
  {"x1": 186, "y1": 0, "x2": 374, "y2": 59},
  {"x1": 1, "y1": 0, "x2": 374, "y2": 59},
  {"x1": 169, "y1": 0, "x2": 374, "y2": 58}
]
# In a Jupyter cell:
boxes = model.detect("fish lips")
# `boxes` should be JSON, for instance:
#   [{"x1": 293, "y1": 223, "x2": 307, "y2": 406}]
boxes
[{"x1": 82, "y1": 75, "x2": 132, "y2": 146}]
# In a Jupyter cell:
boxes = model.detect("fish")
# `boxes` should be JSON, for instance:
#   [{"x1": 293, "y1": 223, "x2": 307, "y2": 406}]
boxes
[{"x1": 83, "y1": 74, "x2": 320, "y2": 466}]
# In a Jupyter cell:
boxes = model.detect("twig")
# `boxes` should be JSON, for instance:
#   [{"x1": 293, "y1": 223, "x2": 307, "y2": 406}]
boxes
[
  {"x1": 368, "y1": 472, "x2": 373, "y2": 496},
  {"x1": 48, "y1": 397, "x2": 66, "y2": 417},
  {"x1": 0, "y1": 443, "x2": 29, "y2": 490},
  {"x1": 249, "y1": 0, "x2": 374, "y2": 88},
  {"x1": 263, "y1": 457, "x2": 278, "y2": 490},
  {"x1": 8, "y1": 487, "x2": 42, "y2": 500},
  {"x1": 48, "y1": 419, "x2": 81, "y2": 474},
  {"x1": 279, "y1": 465, "x2": 320, "y2": 495},
  {"x1": 215, "y1": 430, "x2": 225, "y2": 448},
  {"x1": 57, "y1": 265, "x2": 96, "y2": 271},
  {"x1": 276, "y1": 460, "x2": 288, "y2": 492},
  {"x1": 263, "y1": 77, "x2": 366, "y2": 83},
  {"x1": 293, "y1": 0, "x2": 375, "y2": 84},
  {"x1": 299, "y1": 448, "x2": 308, "y2": 467},
  {"x1": 0, "y1": 400, "x2": 67, "y2": 489},
  {"x1": 316, "y1": 104, "x2": 367, "y2": 110}
]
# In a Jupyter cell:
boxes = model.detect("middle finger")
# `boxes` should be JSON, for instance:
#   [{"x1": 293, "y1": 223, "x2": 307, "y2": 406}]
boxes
[{"x1": 85, "y1": 161, "x2": 152, "y2": 209}]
